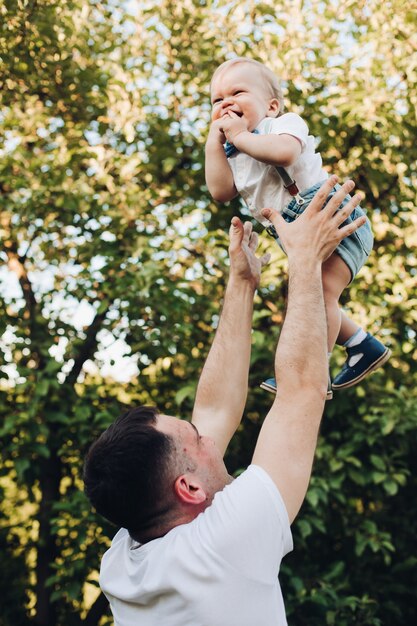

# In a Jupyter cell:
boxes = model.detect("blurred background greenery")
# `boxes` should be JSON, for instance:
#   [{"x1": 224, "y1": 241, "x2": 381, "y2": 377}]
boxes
[{"x1": 0, "y1": 0, "x2": 416, "y2": 624}]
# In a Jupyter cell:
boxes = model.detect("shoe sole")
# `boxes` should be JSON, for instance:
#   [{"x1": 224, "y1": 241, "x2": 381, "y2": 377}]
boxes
[
  {"x1": 259, "y1": 382, "x2": 277, "y2": 394},
  {"x1": 260, "y1": 382, "x2": 333, "y2": 401},
  {"x1": 332, "y1": 348, "x2": 391, "y2": 390}
]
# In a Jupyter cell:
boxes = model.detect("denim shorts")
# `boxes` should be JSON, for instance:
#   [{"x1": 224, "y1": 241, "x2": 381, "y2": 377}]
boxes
[{"x1": 276, "y1": 180, "x2": 374, "y2": 282}]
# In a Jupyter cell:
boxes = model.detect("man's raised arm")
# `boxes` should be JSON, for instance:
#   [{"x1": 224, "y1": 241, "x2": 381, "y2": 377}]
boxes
[
  {"x1": 192, "y1": 218, "x2": 269, "y2": 456},
  {"x1": 253, "y1": 177, "x2": 366, "y2": 523}
]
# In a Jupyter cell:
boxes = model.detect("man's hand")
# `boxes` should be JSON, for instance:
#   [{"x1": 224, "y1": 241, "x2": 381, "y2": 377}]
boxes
[
  {"x1": 261, "y1": 176, "x2": 366, "y2": 264},
  {"x1": 229, "y1": 217, "x2": 270, "y2": 290}
]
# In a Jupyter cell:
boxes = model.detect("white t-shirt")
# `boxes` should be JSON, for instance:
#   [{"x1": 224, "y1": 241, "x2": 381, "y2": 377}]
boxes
[
  {"x1": 228, "y1": 113, "x2": 327, "y2": 225},
  {"x1": 100, "y1": 465, "x2": 293, "y2": 626}
]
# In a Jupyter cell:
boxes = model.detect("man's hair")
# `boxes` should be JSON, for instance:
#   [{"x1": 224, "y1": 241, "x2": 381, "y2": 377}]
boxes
[
  {"x1": 211, "y1": 57, "x2": 285, "y2": 116},
  {"x1": 84, "y1": 406, "x2": 177, "y2": 535}
]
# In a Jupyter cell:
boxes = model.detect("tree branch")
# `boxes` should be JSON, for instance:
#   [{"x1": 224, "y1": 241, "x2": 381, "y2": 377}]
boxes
[
  {"x1": 5, "y1": 242, "x2": 38, "y2": 323},
  {"x1": 65, "y1": 306, "x2": 110, "y2": 386}
]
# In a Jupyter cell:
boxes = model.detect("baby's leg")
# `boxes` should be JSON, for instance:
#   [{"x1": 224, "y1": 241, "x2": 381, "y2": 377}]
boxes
[
  {"x1": 337, "y1": 310, "x2": 362, "y2": 345},
  {"x1": 323, "y1": 256, "x2": 391, "y2": 390},
  {"x1": 322, "y1": 252, "x2": 351, "y2": 352}
]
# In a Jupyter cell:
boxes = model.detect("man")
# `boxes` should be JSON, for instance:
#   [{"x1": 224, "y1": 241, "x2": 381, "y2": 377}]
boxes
[{"x1": 84, "y1": 177, "x2": 365, "y2": 625}]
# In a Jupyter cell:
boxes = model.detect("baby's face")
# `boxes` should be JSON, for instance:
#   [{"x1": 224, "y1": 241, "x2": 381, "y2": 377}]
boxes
[{"x1": 210, "y1": 63, "x2": 279, "y2": 131}]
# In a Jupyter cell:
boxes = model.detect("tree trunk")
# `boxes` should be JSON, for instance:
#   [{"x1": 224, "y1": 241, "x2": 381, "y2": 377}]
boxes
[{"x1": 34, "y1": 446, "x2": 62, "y2": 626}]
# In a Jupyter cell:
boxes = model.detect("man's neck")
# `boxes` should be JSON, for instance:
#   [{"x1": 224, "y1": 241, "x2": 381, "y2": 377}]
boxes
[{"x1": 130, "y1": 510, "x2": 198, "y2": 544}]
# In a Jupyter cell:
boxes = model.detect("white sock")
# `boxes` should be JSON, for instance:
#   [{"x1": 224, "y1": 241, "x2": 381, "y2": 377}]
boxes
[
  {"x1": 344, "y1": 328, "x2": 367, "y2": 348},
  {"x1": 344, "y1": 328, "x2": 367, "y2": 366}
]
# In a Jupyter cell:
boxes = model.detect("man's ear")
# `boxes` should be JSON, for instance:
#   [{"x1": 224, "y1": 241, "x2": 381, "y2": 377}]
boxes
[
  {"x1": 267, "y1": 98, "x2": 280, "y2": 118},
  {"x1": 174, "y1": 474, "x2": 207, "y2": 505}
]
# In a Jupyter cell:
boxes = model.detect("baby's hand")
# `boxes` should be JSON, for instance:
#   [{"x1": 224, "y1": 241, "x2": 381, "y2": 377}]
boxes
[
  {"x1": 207, "y1": 118, "x2": 227, "y2": 144},
  {"x1": 219, "y1": 111, "x2": 249, "y2": 144}
]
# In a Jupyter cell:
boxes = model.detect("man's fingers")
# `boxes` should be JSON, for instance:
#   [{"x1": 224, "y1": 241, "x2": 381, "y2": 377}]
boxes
[
  {"x1": 337, "y1": 214, "x2": 367, "y2": 240},
  {"x1": 230, "y1": 216, "x2": 243, "y2": 231},
  {"x1": 229, "y1": 217, "x2": 244, "y2": 248},
  {"x1": 306, "y1": 175, "x2": 339, "y2": 213},
  {"x1": 242, "y1": 220, "x2": 253, "y2": 243},
  {"x1": 248, "y1": 231, "x2": 259, "y2": 251},
  {"x1": 261, "y1": 207, "x2": 285, "y2": 231},
  {"x1": 260, "y1": 252, "x2": 271, "y2": 267},
  {"x1": 261, "y1": 207, "x2": 273, "y2": 220},
  {"x1": 321, "y1": 179, "x2": 355, "y2": 218},
  {"x1": 331, "y1": 192, "x2": 362, "y2": 226},
  {"x1": 229, "y1": 218, "x2": 257, "y2": 255}
]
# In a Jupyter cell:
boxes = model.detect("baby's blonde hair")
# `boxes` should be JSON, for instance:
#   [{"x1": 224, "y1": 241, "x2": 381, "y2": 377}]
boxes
[{"x1": 211, "y1": 57, "x2": 285, "y2": 116}]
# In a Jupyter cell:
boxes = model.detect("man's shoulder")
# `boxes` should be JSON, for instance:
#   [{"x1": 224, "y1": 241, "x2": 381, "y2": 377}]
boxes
[
  {"x1": 194, "y1": 464, "x2": 293, "y2": 572},
  {"x1": 207, "y1": 464, "x2": 290, "y2": 529},
  {"x1": 226, "y1": 464, "x2": 278, "y2": 489}
]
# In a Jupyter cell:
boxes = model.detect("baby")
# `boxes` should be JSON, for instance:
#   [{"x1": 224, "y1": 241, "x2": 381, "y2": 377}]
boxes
[{"x1": 205, "y1": 57, "x2": 390, "y2": 398}]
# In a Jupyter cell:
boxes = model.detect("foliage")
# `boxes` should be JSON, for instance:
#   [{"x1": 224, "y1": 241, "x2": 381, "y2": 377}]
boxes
[{"x1": 0, "y1": 0, "x2": 416, "y2": 624}]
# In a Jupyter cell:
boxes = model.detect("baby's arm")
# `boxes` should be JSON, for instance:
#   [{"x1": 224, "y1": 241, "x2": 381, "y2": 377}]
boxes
[
  {"x1": 223, "y1": 111, "x2": 302, "y2": 168},
  {"x1": 205, "y1": 119, "x2": 238, "y2": 203}
]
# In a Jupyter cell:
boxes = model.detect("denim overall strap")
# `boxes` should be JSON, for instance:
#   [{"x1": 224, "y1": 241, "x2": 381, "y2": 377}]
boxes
[
  {"x1": 265, "y1": 168, "x2": 305, "y2": 238},
  {"x1": 275, "y1": 166, "x2": 305, "y2": 206}
]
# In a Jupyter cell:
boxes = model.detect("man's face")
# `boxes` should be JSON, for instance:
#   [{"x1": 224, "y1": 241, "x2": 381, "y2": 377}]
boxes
[
  {"x1": 210, "y1": 63, "x2": 278, "y2": 130},
  {"x1": 155, "y1": 414, "x2": 232, "y2": 504}
]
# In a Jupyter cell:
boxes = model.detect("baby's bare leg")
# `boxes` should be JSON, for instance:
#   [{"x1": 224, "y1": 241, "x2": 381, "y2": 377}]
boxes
[
  {"x1": 322, "y1": 253, "x2": 352, "y2": 352},
  {"x1": 337, "y1": 309, "x2": 361, "y2": 345}
]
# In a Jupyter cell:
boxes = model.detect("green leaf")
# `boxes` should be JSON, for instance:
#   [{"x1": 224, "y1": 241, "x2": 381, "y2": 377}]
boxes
[
  {"x1": 370, "y1": 454, "x2": 386, "y2": 471},
  {"x1": 175, "y1": 384, "x2": 196, "y2": 406},
  {"x1": 37, "y1": 379, "x2": 50, "y2": 397},
  {"x1": 383, "y1": 480, "x2": 399, "y2": 496},
  {"x1": 15, "y1": 458, "x2": 30, "y2": 480},
  {"x1": 297, "y1": 519, "x2": 312, "y2": 539}
]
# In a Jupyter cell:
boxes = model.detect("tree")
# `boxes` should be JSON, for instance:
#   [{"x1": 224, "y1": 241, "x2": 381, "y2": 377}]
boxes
[{"x1": 0, "y1": 0, "x2": 416, "y2": 624}]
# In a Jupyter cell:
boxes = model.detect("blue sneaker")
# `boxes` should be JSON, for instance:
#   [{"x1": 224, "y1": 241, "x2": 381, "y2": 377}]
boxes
[
  {"x1": 332, "y1": 333, "x2": 391, "y2": 390},
  {"x1": 259, "y1": 377, "x2": 278, "y2": 394},
  {"x1": 260, "y1": 375, "x2": 333, "y2": 400}
]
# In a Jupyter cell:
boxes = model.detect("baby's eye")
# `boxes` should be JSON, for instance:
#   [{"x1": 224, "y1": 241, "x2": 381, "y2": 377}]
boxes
[
  {"x1": 212, "y1": 98, "x2": 222, "y2": 105},
  {"x1": 234, "y1": 90, "x2": 245, "y2": 95}
]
